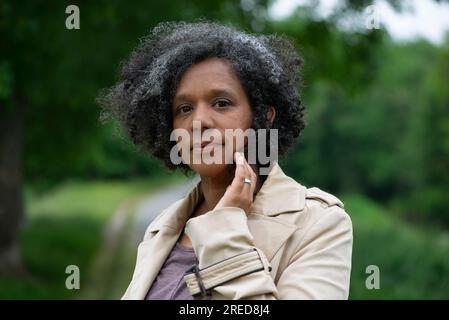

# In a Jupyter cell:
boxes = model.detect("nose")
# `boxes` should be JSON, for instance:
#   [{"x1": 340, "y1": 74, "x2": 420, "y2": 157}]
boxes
[{"x1": 189, "y1": 102, "x2": 215, "y2": 132}]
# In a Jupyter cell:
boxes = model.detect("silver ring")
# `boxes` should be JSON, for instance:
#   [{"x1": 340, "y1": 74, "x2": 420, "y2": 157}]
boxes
[{"x1": 244, "y1": 178, "x2": 252, "y2": 185}]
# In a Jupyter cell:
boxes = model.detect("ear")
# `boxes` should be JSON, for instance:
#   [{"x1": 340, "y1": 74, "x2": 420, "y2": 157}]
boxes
[{"x1": 267, "y1": 106, "x2": 276, "y2": 125}]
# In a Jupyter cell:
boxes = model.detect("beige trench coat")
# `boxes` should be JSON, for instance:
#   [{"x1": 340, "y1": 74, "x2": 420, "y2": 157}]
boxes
[{"x1": 122, "y1": 162, "x2": 353, "y2": 300}]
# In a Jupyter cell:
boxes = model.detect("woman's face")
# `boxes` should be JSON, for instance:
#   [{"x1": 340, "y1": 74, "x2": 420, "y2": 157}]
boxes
[{"x1": 172, "y1": 57, "x2": 253, "y2": 178}]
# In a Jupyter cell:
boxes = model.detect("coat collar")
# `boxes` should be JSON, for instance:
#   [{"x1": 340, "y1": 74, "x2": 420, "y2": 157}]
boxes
[
  {"x1": 147, "y1": 162, "x2": 306, "y2": 234},
  {"x1": 125, "y1": 162, "x2": 306, "y2": 299},
  {"x1": 250, "y1": 162, "x2": 307, "y2": 216}
]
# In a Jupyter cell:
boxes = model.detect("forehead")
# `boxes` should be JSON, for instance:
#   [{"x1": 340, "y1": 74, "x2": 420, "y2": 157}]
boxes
[{"x1": 175, "y1": 58, "x2": 242, "y2": 95}]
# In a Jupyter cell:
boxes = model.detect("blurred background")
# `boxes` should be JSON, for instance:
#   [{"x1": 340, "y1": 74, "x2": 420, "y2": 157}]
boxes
[{"x1": 1, "y1": 0, "x2": 448, "y2": 299}]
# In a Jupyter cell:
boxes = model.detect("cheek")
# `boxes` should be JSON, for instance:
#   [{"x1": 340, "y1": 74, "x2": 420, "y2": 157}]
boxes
[
  {"x1": 240, "y1": 104, "x2": 253, "y2": 128},
  {"x1": 172, "y1": 118, "x2": 182, "y2": 131},
  {"x1": 228, "y1": 103, "x2": 253, "y2": 129},
  {"x1": 222, "y1": 107, "x2": 253, "y2": 155}
]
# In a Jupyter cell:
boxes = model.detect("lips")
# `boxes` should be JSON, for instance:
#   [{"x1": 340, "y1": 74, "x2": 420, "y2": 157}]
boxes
[
  {"x1": 192, "y1": 141, "x2": 223, "y2": 151},
  {"x1": 192, "y1": 140, "x2": 208, "y2": 149}
]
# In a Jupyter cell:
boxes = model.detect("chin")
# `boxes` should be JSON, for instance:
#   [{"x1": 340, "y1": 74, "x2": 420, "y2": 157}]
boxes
[{"x1": 189, "y1": 162, "x2": 229, "y2": 178}]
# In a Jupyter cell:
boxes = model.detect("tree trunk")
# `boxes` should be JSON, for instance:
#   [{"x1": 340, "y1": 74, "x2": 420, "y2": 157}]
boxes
[{"x1": 0, "y1": 95, "x2": 25, "y2": 275}]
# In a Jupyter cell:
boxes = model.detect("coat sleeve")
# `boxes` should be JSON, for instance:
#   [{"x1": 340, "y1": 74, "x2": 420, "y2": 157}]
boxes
[{"x1": 183, "y1": 205, "x2": 353, "y2": 300}]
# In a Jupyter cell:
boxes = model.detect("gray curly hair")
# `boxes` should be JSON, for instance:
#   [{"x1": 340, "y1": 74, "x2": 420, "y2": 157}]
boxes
[{"x1": 97, "y1": 20, "x2": 305, "y2": 171}]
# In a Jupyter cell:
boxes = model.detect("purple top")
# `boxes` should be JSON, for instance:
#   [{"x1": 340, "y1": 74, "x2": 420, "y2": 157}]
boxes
[{"x1": 145, "y1": 242, "x2": 209, "y2": 300}]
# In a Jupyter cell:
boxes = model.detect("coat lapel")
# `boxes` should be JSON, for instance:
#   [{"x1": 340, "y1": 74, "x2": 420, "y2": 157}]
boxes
[
  {"x1": 246, "y1": 163, "x2": 306, "y2": 261},
  {"x1": 125, "y1": 227, "x2": 182, "y2": 299},
  {"x1": 124, "y1": 186, "x2": 202, "y2": 299},
  {"x1": 247, "y1": 214, "x2": 300, "y2": 261}
]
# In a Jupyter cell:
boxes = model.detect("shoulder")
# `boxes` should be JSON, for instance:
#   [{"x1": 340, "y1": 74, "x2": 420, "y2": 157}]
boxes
[
  {"x1": 302, "y1": 186, "x2": 352, "y2": 232},
  {"x1": 305, "y1": 187, "x2": 345, "y2": 209}
]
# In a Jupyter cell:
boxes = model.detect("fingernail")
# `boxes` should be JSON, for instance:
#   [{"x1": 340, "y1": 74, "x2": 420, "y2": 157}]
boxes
[{"x1": 235, "y1": 152, "x2": 244, "y2": 164}]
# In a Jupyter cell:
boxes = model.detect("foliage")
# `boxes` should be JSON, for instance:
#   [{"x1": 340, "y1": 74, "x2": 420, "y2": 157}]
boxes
[{"x1": 1, "y1": 0, "x2": 449, "y2": 299}]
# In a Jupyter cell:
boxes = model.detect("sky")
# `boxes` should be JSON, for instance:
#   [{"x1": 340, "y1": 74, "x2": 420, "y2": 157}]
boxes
[{"x1": 268, "y1": 0, "x2": 449, "y2": 45}]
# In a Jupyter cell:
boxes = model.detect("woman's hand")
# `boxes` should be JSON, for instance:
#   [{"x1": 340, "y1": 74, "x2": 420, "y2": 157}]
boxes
[{"x1": 214, "y1": 152, "x2": 257, "y2": 214}]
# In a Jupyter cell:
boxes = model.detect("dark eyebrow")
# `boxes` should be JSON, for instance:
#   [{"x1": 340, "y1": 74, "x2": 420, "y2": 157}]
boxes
[
  {"x1": 173, "y1": 93, "x2": 192, "y2": 103},
  {"x1": 207, "y1": 88, "x2": 236, "y2": 99},
  {"x1": 174, "y1": 88, "x2": 237, "y2": 104}
]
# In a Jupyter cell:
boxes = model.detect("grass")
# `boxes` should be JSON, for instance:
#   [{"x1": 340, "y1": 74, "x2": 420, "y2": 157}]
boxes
[{"x1": 0, "y1": 173, "x2": 185, "y2": 299}]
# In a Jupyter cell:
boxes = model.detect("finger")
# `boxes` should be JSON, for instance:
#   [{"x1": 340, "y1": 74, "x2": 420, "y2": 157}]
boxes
[
  {"x1": 236, "y1": 154, "x2": 256, "y2": 201},
  {"x1": 229, "y1": 152, "x2": 248, "y2": 191},
  {"x1": 238, "y1": 154, "x2": 256, "y2": 214},
  {"x1": 240, "y1": 154, "x2": 256, "y2": 196},
  {"x1": 242, "y1": 155, "x2": 257, "y2": 185}
]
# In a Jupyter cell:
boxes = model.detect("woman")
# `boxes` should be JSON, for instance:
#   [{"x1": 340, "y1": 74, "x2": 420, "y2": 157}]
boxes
[{"x1": 98, "y1": 21, "x2": 353, "y2": 300}]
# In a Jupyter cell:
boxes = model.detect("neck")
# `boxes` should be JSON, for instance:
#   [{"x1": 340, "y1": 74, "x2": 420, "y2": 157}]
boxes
[{"x1": 199, "y1": 172, "x2": 233, "y2": 212}]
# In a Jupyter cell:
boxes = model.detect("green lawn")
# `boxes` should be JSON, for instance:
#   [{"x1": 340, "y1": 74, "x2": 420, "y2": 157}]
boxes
[{"x1": 0, "y1": 174, "x2": 184, "y2": 299}]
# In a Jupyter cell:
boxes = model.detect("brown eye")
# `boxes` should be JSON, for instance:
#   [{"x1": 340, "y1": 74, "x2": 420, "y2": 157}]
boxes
[
  {"x1": 177, "y1": 105, "x2": 192, "y2": 114},
  {"x1": 213, "y1": 99, "x2": 231, "y2": 109}
]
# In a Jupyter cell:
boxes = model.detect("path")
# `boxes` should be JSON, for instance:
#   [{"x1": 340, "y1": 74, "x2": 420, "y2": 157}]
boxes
[{"x1": 80, "y1": 178, "x2": 198, "y2": 299}]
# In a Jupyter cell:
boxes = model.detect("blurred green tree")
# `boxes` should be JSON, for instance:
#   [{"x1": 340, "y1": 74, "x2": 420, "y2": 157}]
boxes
[
  {"x1": 1, "y1": 0, "x2": 448, "y2": 274},
  {"x1": 0, "y1": 0, "x2": 249, "y2": 274}
]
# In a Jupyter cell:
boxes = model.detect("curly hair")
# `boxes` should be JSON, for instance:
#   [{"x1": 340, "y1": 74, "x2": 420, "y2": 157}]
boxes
[{"x1": 97, "y1": 20, "x2": 305, "y2": 172}]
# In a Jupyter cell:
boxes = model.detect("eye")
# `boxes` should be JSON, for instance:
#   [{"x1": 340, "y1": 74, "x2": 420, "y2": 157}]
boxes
[
  {"x1": 176, "y1": 105, "x2": 193, "y2": 115},
  {"x1": 213, "y1": 99, "x2": 231, "y2": 109}
]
